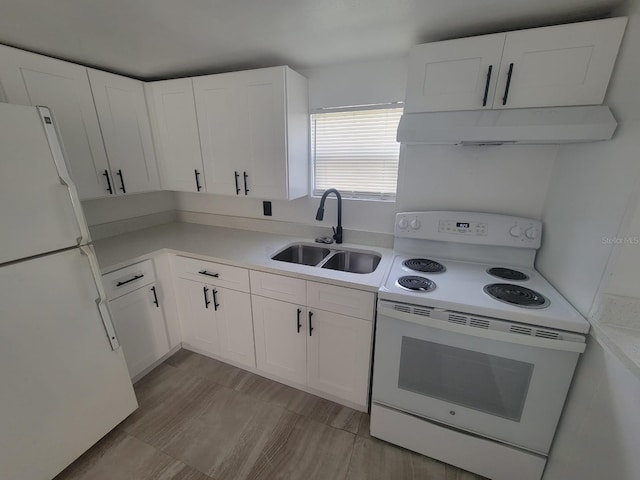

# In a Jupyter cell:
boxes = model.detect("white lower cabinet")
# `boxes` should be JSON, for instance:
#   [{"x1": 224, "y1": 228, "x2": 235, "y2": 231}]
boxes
[
  {"x1": 108, "y1": 283, "x2": 170, "y2": 379},
  {"x1": 176, "y1": 278, "x2": 255, "y2": 369},
  {"x1": 307, "y1": 309, "x2": 372, "y2": 407},
  {"x1": 250, "y1": 271, "x2": 375, "y2": 410},
  {"x1": 252, "y1": 296, "x2": 307, "y2": 385}
]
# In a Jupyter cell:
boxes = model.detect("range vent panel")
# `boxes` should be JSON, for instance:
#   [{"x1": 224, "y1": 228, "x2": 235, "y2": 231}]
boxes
[
  {"x1": 534, "y1": 329, "x2": 560, "y2": 339},
  {"x1": 393, "y1": 304, "x2": 411, "y2": 314},
  {"x1": 469, "y1": 318, "x2": 490, "y2": 329},
  {"x1": 414, "y1": 307, "x2": 432, "y2": 317},
  {"x1": 510, "y1": 325, "x2": 533, "y2": 335},
  {"x1": 448, "y1": 314, "x2": 468, "y2": 325}
]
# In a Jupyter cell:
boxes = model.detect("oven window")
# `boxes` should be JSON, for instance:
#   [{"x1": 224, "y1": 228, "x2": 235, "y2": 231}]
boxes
[{"x1": 398, "y1": 337, "x2": 533, "y2": 421}]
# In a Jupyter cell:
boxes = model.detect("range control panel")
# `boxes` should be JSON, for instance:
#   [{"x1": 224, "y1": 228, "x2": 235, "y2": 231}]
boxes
[{"x1": 395, "y1": 211, "x2": 542, "y2": 249}]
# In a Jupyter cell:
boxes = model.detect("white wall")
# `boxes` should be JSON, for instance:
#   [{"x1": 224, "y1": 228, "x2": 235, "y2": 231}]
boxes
[
  {"x1": 544, "y1": 337, "x2": 640, "y2": 480},
  {"x1": 396, "y1": 144, "x2": 558, "y2": 219},
  {"x1": 81, "y1": 190, "x2": 176, "y2": 226},
  {"x1": 536, "y1": 2, "x2": 640, "y2": 318},
  {"x1": 537, "y1": 3, "x2": 640, "y2": 479}
]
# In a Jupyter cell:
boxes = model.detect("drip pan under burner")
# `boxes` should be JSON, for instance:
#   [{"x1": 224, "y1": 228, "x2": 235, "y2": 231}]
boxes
[
  {"x1": 402, "y1": 258, "x2": 446, "y2": 273},
  {"x1": 484, "y1": 283, "x2": 549, "y2": 309},
  {"x1": 487, "y1": 267, "x2": 529, "y2": 281},
  {"x1": 396, "y1": 275, "x2": 436, "y2": 292}
]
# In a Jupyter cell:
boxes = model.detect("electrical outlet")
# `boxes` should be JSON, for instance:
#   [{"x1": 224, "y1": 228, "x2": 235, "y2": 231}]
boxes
[{"x1": 263, "y1": 201, "x2": 272, "y2": 216}]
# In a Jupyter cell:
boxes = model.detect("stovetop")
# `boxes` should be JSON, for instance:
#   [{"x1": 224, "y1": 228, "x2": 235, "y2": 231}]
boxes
[{"x1": 380, "y1": 254, "x2": 589, "y2": 334}]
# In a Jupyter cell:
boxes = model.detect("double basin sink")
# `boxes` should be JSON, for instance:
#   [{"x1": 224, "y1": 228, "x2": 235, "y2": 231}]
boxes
[{"x1": 271, "y1": 243, "x2": 381, "y2": 274}]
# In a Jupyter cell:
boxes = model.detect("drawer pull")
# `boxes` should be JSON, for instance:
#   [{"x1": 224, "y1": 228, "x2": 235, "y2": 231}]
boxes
[
  {"x1": 212, "y1": 289, "x2": 220, "y2": 311},
  {"x1": 194, "y1": 169, "x2": 202, "y2": 192},
  {"x1": 116, "y1": 169, "x2": 126, "y2": 194},
  {"x1": 103, "y1": 170, "x2": 113, "y2": 195},
  {"x1": 198, "y1": 270, "x2": 219, "y2": 278},
  {"x1": 482, "y1": 65, "x2": 493, "y2": 107},
  {"x1": 234, "y1": 171, "x2": 241, "y2": 195},
  {"x1": 203, "y1": 286, "x2": 210, "y2": 308},
  {"x1": 502, "y1": 63, "x2": 514, "y2": 106},
  {"x1": 296, "y1": 308, "x2": 302, "y2": 333},
  {"x1": 116, "y1": 274, "x2": 144, "y2": 287},
  {"x1": 150, "y1": 286, "x2": 159, "y2": 307}
]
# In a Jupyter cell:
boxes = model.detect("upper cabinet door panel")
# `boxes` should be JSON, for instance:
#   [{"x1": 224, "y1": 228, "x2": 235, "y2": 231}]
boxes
[
  {"x1": 148, "y1": 78, "x2": 204, "y2": 192},
  {"x1": 494, "y1": 17, "x2": 628, "y2": 109},
  {"x1": 405, "y1": 34, "x2": 506, "y2": 113},
  {"x1": 193, "y1": 72, "x2": 245, "y2": 196},
  {"x1": 242, "y1": 67, "x2": 288, "y2": 199},
  {"x1": 0, "y1": 45, "x2": 111, "y2": 199},
  {"x1": 88, "y1": 69, "x2": 159, "y2": 194}
]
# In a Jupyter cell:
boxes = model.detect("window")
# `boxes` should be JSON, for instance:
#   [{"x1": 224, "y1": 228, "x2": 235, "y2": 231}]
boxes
[{"x1": 311, "y1": 105, "x2": 403, "y2": 201}]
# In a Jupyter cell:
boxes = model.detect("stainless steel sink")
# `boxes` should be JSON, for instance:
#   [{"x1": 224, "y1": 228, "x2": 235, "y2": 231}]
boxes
[
  {"x1": 321, "y1": 251, "x2": 381, "y2": 274},
  {"x1": 271, "y1": 244, "x2": 331, "y2": 266}
]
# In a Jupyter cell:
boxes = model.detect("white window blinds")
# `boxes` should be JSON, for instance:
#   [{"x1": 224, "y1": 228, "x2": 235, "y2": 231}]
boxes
[{"x1": 312, "y1": 106, "x2": 403, "y2": 200}]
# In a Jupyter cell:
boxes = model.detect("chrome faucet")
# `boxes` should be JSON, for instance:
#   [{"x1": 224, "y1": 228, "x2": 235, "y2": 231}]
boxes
[{"x1": 315, "y1": 188, "x2": 343, "y2": 244}]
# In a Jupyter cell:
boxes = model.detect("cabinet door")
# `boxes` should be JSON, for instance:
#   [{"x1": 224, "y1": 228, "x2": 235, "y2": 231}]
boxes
[
  {"x1": 108, "y1": 283, "x2": 170, "y2": 379},
  {"x1": 405, "y1": 34, "x2": 506, "y2": 113},
  {"x1": 0, "y1": 45, "x2": 111, "y2": 199},
  {"x1": 88, "y1": 69, "x2": 159, "y2": 194},
  {"x1": 307, "y1": 309, "x2": 372, "y2": 407},
  {"x1": 215, "y1": 287, "x2": 255, "y2": 368},
  {"x1": 252, "y1": 295, "x2": 307, "y2": 385},
  {"x1": 193, "y1": 72, "x2": 245, "y2": 196},
  {"x1": 494, "y1": 17, "x2": 627, "y2": 109},
  {"x1": 176, "y1": 279, "x2": 220, "y2": 355},
  {"x1": 194, "y1": 67, "x2": 287, "y2": 199},
  {"x1": 147, "y1": 78, "x2": 204, "y2": 192},
  {"x1": 241, "y1": 67, "x2": 288, "y2": 199}
]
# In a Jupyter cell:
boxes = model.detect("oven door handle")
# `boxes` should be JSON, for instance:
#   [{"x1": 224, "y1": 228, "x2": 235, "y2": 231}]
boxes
[{"x1": 378, "y1": 304, "x2": 585, "y2": 353}]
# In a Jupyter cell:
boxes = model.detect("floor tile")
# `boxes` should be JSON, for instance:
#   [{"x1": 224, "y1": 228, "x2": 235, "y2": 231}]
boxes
[
  {"x1": 357, "y1": 414, "x2": 371, "y2": 438},
  {"x1": 54, "y1": 429, "x2": 209, "y2": 480},
  {"x1": 165, "y1": 349, "x2": 250, "y2": 388},
  {"x1": 124, "y1": 370, "x2": 221, "y2": 448},
  {"x1": 287, "y1": 390, "x2": 363, "y2": 434},
  {"x1": 346, "y1": 435, "x2": 448, "y2": 480},
  {"x1": 246, "y1": 414, "x2": 355, "y2": 480},
  {"x1": 233, "y1": 370, "x2": 301, "y2": 409},
  {"x1": 160, "y1": 386, "x2": 289, "y2": 480}
]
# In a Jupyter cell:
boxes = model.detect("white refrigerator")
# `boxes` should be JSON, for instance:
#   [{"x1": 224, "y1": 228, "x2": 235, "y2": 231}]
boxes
[{"x1": 0, "y1": 102, "x2": 137, "y2": 479}]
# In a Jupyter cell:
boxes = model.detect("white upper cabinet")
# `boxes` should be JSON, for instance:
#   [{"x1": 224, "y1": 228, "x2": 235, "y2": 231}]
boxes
[
  {"x1": 405, "y1": 34, "x2": 505, "y2": 113},
  {"x1": 0, "y1": 45, "x2": 111, "y2": 199},
  {"x1": 494, "y1": 17, "x2": 627, "y2": 109},
  {"x1": 193, "y1": 66, "x2": 309, "y2": 200},
  {"x1": 88, "y1": 69, "x2": 159, "y2": 195},
  {"x1": 146, "y1": 78, "x2": 205, "y2": 193},
  {"x1": 405, "y1": 17, "x2": 627, "y2": 113}
]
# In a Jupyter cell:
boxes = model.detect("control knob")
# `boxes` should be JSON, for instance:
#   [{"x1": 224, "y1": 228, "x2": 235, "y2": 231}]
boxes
[
  {"x1": 509, "y1": 226, "x2": 522, "y2": 237},
  {"x1": 525, "y1": 227, "x2": 539, "y2": 239},
  {"x1": 410, "y1": 218, "x2": 421, "y2": 230},
  {"x1": 397, "y1": 217, "x2": 408, "y2": 229}
]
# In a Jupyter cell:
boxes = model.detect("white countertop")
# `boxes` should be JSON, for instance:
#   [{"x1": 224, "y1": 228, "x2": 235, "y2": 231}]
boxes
[{"x1": 91, "y1": 222, "x2": 395, "y2": 292}]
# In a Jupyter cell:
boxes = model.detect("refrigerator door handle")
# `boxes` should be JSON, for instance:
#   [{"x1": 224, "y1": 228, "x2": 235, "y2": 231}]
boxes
[
  {"x1": 80, "y1": 245, "x2": 120, "y2": 350},
  {"x1": 37, "y1": 106, "x2": 90, "y2": 246}
]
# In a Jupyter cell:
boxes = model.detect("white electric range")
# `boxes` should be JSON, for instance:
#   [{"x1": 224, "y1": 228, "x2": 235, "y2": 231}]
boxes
[{"x1": 370, "y1": 211, "x2": 589, "y2": 480}]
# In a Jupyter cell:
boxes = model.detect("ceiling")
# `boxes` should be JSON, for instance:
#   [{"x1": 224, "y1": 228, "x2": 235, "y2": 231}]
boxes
[{"x1": 0, "y1": 0, "x2": 623, "y2": 80}]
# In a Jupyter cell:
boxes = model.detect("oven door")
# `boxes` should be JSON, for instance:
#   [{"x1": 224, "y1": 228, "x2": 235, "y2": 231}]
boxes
[{"x1": 372, "y1": 301, "x2": 585, "y2": 454}]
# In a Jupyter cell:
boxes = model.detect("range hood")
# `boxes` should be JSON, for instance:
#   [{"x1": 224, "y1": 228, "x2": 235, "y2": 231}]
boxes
[{"x1": 396, "y1": 106, "x2": 617, "y2": 145}]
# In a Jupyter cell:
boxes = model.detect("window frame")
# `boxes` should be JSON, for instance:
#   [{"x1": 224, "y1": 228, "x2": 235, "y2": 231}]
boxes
[{"x1": 310, "y1": 103, "x2": 404, "y2": 202}]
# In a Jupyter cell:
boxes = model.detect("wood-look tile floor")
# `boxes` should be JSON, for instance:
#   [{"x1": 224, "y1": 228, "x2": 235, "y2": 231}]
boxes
[{"x1": 55, "y1": 350, "x2": 486, "y2": 480}]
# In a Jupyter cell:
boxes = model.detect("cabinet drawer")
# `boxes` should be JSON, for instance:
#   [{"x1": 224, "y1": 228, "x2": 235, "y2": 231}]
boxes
[
  {"x1": 173, "y1": 255, "x2": 249, "y2": 293},
  {"x1": 103, "y1": 260, "x2": 155, "y2": 299},
  {"x1": 307, "y1": 282, "x2": 375, "y2": 321},
  {"x1": 250, "y1": 271, "x2": 306, "y2": 305}
]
